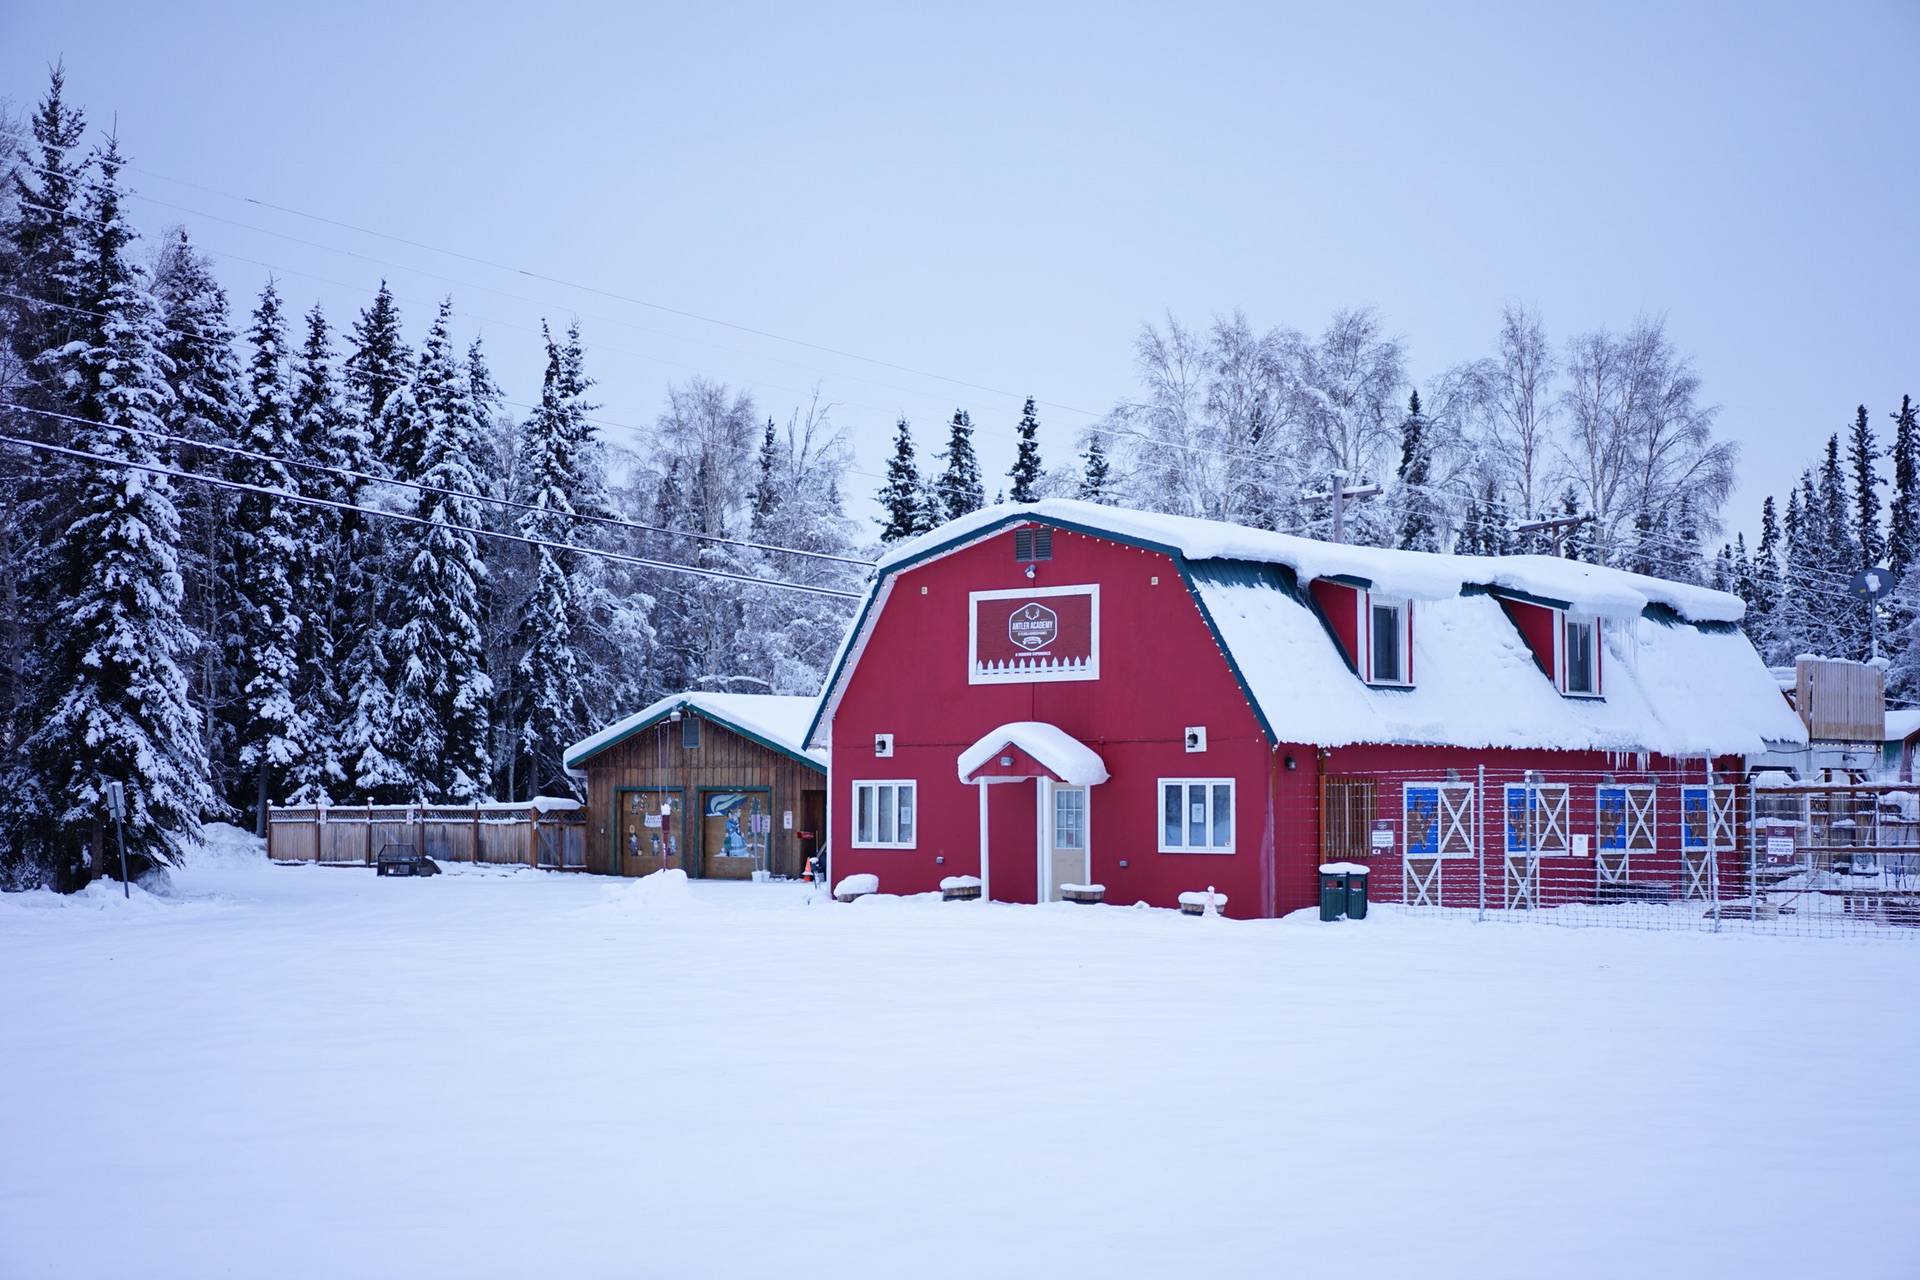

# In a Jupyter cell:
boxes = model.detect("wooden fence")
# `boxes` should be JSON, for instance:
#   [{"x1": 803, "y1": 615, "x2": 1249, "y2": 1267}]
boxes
[{"x1": 267, "y1": 801, "x2": 588, "y2": 869}]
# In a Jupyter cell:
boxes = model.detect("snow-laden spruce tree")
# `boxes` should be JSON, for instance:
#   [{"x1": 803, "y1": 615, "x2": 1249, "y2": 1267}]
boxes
[
  {"x1": 876, "y1": 416, "x2": 929, "y2": 542},
  {"x1": 511, "y1": 321, "x2": 596, "y2": 798},
  {"x1": 1077, "y1": 435, "x2": 1113, "y2": 503},
  {"x1": 150, "y1": 226, "x2": 246, "y2": 808},
  {"x1": 284, "y1": 303, "x2": 349, "y2": 803},
  {"x1": 387, "y1": 300, "x2": 493, "y2": 802},
  {"x1": 1008, "y1": 397, "x2": 1043, "y2": 503},
  {"x1": 933, "y1": 408, "x2": 985, "y2": 522},
  {"x1": 0, "y1": 68, "x2": 91, "y2": 801},
  {"x1": 876, "y1": 416, "x2": 931, "y2": 542},
  {"x1": 338, "y1": 285, "x2": 411, "y2": 801},
  {"x1": 1394, "y1": 391, "x2": 1442, "y2": 552},
  {"x1": 229, "y1": 281, "x2": 312, "y2": 831},
  {"x1": 20, "y1": 138, "x2": 210, "y2": 884}
]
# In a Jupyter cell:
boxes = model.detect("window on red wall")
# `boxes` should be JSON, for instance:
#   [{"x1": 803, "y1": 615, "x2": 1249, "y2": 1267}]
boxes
[
  {"x1": 853, "y1": 781, "x2": 916, "y2": 848},
  {"x1": 1160, "y1": 779, "x2": 1233, "y2": 853}
]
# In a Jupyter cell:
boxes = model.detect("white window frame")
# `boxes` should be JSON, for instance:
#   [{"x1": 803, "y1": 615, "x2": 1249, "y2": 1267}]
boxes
[
  {"x1": 1158, "y1": 777, "x2": 1235, "y2": 854},
  {"x1": 1361, "y1": 593, "x2": 1414, "y2": 687},
  {"x1": 1556, "y1": 612, "x2": 1603, "y2": 698},
  {"x1": 851, "y1": 780, "x2": 918, "y2": 849}
]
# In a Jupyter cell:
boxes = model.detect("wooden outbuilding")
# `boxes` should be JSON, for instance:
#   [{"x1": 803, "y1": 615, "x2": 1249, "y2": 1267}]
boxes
[{"x1": 565, "y1": 693, "x2": 826, "y2": 880}]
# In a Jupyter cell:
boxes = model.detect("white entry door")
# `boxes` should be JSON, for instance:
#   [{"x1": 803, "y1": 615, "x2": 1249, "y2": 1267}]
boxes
[{"x1": 1045, "y1": 784, "x2": 1089, "y2": 901}]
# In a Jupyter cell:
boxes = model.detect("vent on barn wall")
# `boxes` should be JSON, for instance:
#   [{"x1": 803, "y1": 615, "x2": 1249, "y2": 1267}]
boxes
[
  {"x1": 682, "y1": 715, "x2": 701, "y2": 749},
  {"x1": 874, "y1": 733, "x2": 894, "y2": 758},
  {"x1": 1014, "y1": 528, "x2": 1053, "y2": 562}
]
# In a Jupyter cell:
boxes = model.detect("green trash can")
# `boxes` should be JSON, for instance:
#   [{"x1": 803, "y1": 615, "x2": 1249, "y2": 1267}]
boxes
[
  {"x1": 1346, "y1": 864, "x2": 1370, "y2": 920},
  {"x1": 1319, "y1": 867, "x2": 1349, "y2": 921}
]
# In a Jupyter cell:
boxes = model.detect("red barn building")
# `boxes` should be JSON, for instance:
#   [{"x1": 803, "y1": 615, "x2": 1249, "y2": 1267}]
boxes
[{"x1": 805, "y1": 500, "x2": 1806, "y2": 918}]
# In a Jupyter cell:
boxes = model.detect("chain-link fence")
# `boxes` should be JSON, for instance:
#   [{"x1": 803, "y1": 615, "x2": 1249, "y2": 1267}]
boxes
[{"x1": 1319, "y1": 766, "x2": 1919, "y2": 938}]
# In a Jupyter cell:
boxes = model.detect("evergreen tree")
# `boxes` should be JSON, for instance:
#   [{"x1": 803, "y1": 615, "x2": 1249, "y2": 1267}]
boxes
[
  {"x1": 1849, "y1": 404, "x2": 1884, "y2": 567},
  {"x1": 387, "y1": 300, "x2": 493, "y2": 802},
  {"x1": 1890, "y1": 395, "x2": 1920, "y2": 579},
  {"x1": 1079, "y1": 435, "x2": 1113, "y2": 504},
  {"x1": 511, "y1": 322, "x2": 596, "y2": 799},
  {"x1": 338, "y1": 283, "x2": 411, "y2": 800},
  {"x1": 284, "y1": 303, "x2": 348, "y2": 803},
  {"x1": 932, "y1": 408, "x2": 984, "y2": 522},
  {"x1": 344, "y1": 281, "x2": 411, "y2": 459},
  {"x1": 1817, "y1": 433, "x2": 1864, "y2": 657},
  {"x1": 148, "y1": 226, "x2": 246, "y2": 811},
  {"x1": 876, "y1": 416, "x2": 927, "y2": 542},
  {"x1": 751, "y1": 416, "x2": 781, "y2": 533},
  {"x1": 0, "y1": 68, "x2": 91, "y2": 785},
  {"x1": 229, "y1": 281, "x2": 309, "y2": 831},
  {"x1": 1394, "y1": 390, "x2": 1440, "y2": 551},
  {"x1": 17, "y1": 137, "x2": 210, "y2": 886},
  {"x1": 1008, "y1": 396, "x2": 1043, "y2": 503},
  {"x1": 1746, "y1": 495, "x2": 1784, "y2": 649}
]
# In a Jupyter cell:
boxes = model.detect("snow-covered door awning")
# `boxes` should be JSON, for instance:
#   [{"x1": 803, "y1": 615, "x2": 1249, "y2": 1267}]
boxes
[{"x1": 957, "y1": 722, "x2": 1110, "y2": 786}]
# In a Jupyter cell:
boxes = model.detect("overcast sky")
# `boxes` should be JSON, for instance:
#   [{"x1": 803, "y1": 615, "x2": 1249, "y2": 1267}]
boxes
[{"x1": 4, "y1": 2, "x2": 1916, "y2": 545}]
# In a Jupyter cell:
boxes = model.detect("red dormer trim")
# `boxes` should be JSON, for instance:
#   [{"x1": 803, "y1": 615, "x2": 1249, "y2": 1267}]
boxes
[{"x1": 1309, "y1": 579, "x2": 1362, "y2": 672}]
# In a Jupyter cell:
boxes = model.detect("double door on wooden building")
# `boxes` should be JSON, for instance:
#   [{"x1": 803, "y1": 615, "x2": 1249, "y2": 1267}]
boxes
[{"x1": 615, "y1": 786, "x2": 772, "y2": 879}]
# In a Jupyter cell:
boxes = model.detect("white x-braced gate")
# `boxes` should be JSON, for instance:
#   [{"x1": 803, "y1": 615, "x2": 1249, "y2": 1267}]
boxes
[
  {"x1": 1680, "y1": 785, "x2": 1737, "y2": 901},
  {"x1": 1402, "y1": 782, "x2": 1474, "y2": 907},
  {"x1": 1596, "y1": 785, "x2": 1656, "y2": 895},
  {"x1": 1505, "y1": 783, "x2": 1569, "y2": 909}
]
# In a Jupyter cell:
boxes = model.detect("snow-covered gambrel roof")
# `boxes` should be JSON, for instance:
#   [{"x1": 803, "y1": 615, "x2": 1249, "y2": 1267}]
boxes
[
  {"x1": 805, "y1": 499, "x2": 1809, "y2": 757},
  {"x1": 566, "y1": 692, "x2": 827, "y2": 770}
]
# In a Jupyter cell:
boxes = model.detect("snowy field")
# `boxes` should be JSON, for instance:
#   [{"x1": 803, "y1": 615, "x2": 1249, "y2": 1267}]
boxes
[{"x1": 4, "y1": 830, "x2": 1918, "y2": 1280}]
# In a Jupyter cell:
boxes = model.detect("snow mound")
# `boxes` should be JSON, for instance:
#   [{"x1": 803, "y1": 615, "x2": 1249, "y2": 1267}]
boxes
[
  {"x1": 835, "y1": 873, "x2": 879, "y2": 899},
  {"x1": 939, "y1": 875, "x2": 982, "y2": 890},
  {"x1": 618, "y1": 868, "x2": 697, "y2": 908},
  {"x1": 0, "y1": 876, "x2": 176, "y2": 914},
  {"x1": 182, "y1": 822, "x2": 269, "y2": 871}
]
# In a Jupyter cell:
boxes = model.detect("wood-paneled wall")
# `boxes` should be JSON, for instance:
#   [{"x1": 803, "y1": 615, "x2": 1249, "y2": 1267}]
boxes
[
  {"x1": 579, "y1": 712, "x2": 826, "y2": 877},
  {"x1": 1797, "y1": 657, "x2": 1884, "y2": 743}
]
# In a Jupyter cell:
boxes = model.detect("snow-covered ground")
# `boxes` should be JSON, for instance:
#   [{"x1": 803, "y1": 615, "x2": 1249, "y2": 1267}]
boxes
[{"x1": 4, "y1": 826, "x2": 1917, "y2": 1279}]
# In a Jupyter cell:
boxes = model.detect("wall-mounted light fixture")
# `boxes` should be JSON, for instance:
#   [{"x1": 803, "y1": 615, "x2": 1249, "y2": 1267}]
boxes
[{"x1": 1284, "y1": 753, "x2": 1297, "y2": 771}]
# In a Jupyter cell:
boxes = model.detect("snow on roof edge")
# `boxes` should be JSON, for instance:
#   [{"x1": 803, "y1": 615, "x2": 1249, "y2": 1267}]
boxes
[
  {"x1": 958, "y1": 722, "x2": 1111, "y2": 787},
  {"x1": 566, "y1": 692, "x2": 827, "y2": 769},
  {"x1": 877, "y1": 499, "x2": 1744, "y2": 624}
]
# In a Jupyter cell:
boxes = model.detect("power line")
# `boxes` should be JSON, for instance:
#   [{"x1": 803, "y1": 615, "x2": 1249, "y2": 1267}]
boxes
[
  {"x1": 1, "y1": 401, "x2": 875, "y2": 569},
  {"x1": 0, "y1": 429, "x2": 865, "y2": 601}
]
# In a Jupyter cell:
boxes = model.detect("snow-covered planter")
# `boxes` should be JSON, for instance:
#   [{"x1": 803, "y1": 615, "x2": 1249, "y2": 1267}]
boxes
[
  {"x1": 1061, "y1": 882, "x2": 1104, "y2": 905},
  {"x1": 834, "y1": 873, "x2": 880, "y2": 903},
  {"x1": 940, "y1": 874, "x2": 982, "y2": 901},
  {"x1": 1178, "y1": 888, "x2": 1227, "y2": 917}
]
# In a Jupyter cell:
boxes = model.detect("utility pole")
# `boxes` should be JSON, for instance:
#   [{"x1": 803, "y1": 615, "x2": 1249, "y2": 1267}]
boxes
[
  {"x1": 106, "y1": 779, "x2": 129, "y2": 899},
  {"x1": 1304, "y1": 470, "x2": 1383, "y2": 545},
  {"x1": 1512, "y1": 512, "x2": 1594, "y2": 558}
]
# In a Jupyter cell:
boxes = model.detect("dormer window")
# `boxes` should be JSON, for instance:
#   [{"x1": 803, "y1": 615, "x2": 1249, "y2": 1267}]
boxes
[
  {"x1": 1561, "y1": 614, "x2": 1600, "y2": 697},
  {"x1": 1307, "y1": 578, "x2": 1414, "y2": 688},
  {"x1": 1493, "y1": 594, "x2": 1605, "y2": 700},
  {"x1": 1370, "y1": 599, "x2": 1409, "y2": 685}
]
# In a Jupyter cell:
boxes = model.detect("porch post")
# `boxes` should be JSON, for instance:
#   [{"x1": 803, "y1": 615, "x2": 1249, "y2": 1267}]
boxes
[{"x1": 978, "y1": 779, "x2": 991, "y2": 904}]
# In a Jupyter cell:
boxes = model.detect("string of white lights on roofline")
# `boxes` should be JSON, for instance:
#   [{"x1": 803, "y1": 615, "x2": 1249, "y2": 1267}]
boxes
[{"x1": 4, "y1": 163, "x2": 1874, "y2": 598}]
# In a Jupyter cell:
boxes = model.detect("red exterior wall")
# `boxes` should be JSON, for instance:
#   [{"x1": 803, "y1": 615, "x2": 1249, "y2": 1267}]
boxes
[
  {"x1": 828, "y1": 526, "x2": 1277, "y2": 917},
  {"x1": 1309, "y1": 580, "x2": 1359, "y2": 669},
  {"x1": 1501, "y1": 598, "x2": 1557, "y2": 678}
]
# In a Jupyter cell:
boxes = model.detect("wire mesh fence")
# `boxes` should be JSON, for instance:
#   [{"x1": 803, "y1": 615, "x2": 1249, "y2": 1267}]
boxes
[{"x1": 1316, "y1": 765, "x2": 1920, "y2": 939}]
